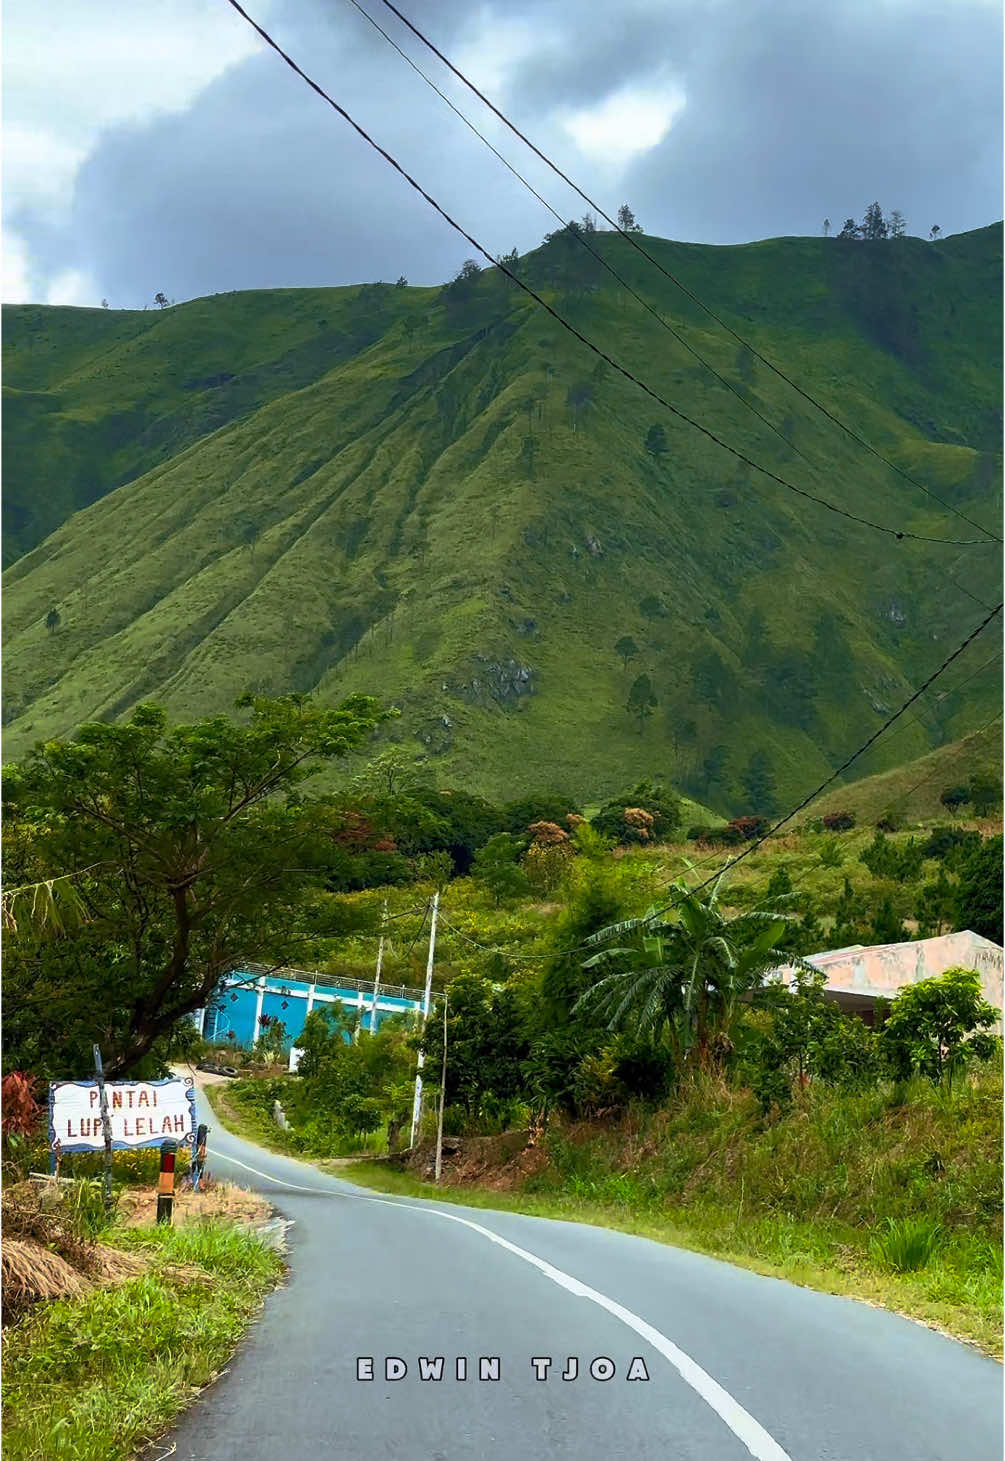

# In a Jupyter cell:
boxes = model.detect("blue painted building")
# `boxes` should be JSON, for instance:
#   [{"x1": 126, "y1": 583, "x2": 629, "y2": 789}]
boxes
[{"x1": 196, "y1": 966, "x2": 426, "y2": 1051}]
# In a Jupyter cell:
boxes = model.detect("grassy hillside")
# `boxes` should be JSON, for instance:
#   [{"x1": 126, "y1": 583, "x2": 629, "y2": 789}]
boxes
[
  {"x1": 3, "y1": 226, "x2": 1001, "y2": 805},
  {"x1": 800, "y1": 721, "x2": 1003, "y2": 825}
]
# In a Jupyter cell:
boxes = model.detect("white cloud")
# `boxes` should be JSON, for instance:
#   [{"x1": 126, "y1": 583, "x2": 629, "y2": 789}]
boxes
[
  {"x1": 560, "y1": 82, "x2": 686, "y2": 174},
  {"x1": 2, "y1": 0, "x2": 274, "y2": 299},
  {"x1": 45, "y1": 268, "x2": 95, "y2": 308},
  {"x1": 2, "y1": 229, "x2": 33, "y2": 303}
]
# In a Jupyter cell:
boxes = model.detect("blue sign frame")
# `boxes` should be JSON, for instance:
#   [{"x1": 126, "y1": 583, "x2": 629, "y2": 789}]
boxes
[{"x1": 48, "y1": 1076, "x2": 197, "y2": 1154}]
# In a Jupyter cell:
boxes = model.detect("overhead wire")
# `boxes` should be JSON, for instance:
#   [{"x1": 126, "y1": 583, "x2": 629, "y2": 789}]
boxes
[
  {"x1": 417, "y1": 604, "x2": 1002, "y2": 956},
  {"x1": 641, "y1": 601, "x2": 1003, "y2": 921},
  {"x1": 375, "y1": 0, "x2": 1002, "y2": 547},
  {"x1": 343, "y1": 0, "x2": 823, "y2": 473},
  {"x1": 223, "y1": 0, "x2": 988, "y2": 548}
]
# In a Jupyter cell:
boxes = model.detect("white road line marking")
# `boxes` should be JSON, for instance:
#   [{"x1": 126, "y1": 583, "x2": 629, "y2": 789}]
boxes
[{"x1": 214, "y1": 1145, "x2": 792, "y2": 1461}]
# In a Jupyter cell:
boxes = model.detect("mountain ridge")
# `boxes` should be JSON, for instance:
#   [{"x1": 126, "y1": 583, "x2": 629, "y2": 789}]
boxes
[{"x1": 3, "y1": 225, "x2": 1001, "y2": 808}]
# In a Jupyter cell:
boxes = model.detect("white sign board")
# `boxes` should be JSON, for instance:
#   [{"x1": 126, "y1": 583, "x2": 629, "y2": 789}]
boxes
[{"x1": 49, "y1": 1077, "x2": 196, "y2": 1153}]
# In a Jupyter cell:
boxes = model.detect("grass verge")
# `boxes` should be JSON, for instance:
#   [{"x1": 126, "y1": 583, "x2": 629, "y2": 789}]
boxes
[
  {"x1": 339, "y1": 1160, "x2": 1002, "y2": 1358},
  {"x1": 2, "y1": 1220, "x2": 284, "y2": 1461}
]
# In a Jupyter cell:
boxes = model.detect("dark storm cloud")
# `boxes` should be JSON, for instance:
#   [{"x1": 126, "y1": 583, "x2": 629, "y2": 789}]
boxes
[{"x1": 14, "y1": 0, "x2": 1003, "y2": 306}]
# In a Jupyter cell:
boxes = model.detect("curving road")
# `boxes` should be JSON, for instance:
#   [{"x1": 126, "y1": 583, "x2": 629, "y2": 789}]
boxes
[{"x1": 166, "y1": 1115, "x2": 1002, "y2": 1461}]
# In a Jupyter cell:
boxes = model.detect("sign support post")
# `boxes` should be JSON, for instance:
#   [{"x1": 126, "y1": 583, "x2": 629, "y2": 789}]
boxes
[{"x1": 92, "y1": 1045, "x2": 114, "y2": 1215}]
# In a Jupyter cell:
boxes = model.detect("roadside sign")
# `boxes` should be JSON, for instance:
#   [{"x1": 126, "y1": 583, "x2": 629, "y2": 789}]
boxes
[{"x1": 49, "y1": 1076, "x2": 197, "y2": 1153}]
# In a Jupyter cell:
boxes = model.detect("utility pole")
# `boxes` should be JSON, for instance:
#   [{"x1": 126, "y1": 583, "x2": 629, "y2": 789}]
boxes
[
  {"x1": 408, "y1": 890, "x2": 440, "y2": 1149},
  {"x1": 434, "y1": 991, "x2": 448, "y2": 1182},
  {"x1": 369, "y1": 899, "x2": 387, "y2": 1035}
]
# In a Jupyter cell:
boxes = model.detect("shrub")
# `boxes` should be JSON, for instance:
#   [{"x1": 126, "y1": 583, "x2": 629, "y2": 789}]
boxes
[
  {"x1": 939, "y1": 785, "x2": 970, "y2": 813},
  {"x1": 923, "y1": 826, "x2": 979, "y2": 862},
  {"x1": 822, "y1": 811, "x2": 856, "y2": 832},
  {"x1": 719, "y1": 815, "x2": 770, "y2": 846},
  {"x1": 869, "y1": 1216, "x2": 943, "y2": 1272}
]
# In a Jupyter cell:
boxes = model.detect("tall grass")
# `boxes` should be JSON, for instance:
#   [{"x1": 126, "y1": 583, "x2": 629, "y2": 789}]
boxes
[
  {"x1": 2, "y1": 1220, "x2": 283, "y2": 1461},
  {"x1": 870, "y1": 1217, "x2": 944, "y2": 1273}
]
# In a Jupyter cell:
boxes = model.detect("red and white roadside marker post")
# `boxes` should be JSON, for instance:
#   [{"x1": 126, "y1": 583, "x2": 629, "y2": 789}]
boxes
[{"x1": 157, "y1": 1139, "x2": 178, "y2": 1224}]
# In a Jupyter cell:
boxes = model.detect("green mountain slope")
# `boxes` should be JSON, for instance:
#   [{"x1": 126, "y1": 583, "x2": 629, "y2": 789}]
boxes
[{"x1": 3, "y1": 227, "x2": 1002, "y2": 807}]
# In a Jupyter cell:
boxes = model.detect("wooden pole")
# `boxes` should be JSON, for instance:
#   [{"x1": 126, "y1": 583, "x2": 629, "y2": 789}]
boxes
[
  {"x1": 434, "y1": 992, "x2": 448, "y2": 1183},
  {"x1": 92, "y1": 1045, "x2": 114, "y2": 1216}
]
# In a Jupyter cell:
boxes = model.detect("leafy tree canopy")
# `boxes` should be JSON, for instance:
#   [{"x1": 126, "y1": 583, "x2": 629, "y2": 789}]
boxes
[{"x1": 3, "y1": 694, "x2": 386, "y2": 1078}]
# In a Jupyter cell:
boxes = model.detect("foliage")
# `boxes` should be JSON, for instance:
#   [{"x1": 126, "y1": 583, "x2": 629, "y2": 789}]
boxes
[
  {"x1": 592, "y1": 780, "x2": 682, "y2": 846},
  {"x1": 879, "y1": 967, "x2": 1000, "y2": 1087},
  {"x1": 869, "y1": 1216, "x2": 943, "y2": 1273},
  {"x1": 4, "y1": 232, "x2": 1000, "y2": 807},
  {"x1": 3, "y1": 694, "x2": 385, "y2": 1077},
  {"x1": 968, "y1": 772, "x2": 1002, "y2": 817},
  {"x1": 578, "y1": 875, "x2": 801, "y2": 1071},
  {"x1": 471, "y1": 833, "x2": 531, "y2": 905},
  {"x1": 822, "y1": 811, "x2": 856, "y2": 832},
  {"x1": 954, "y1": 834, "x2": 1003, "y2": 942},
  {"x1": 420, "y1": 974, "x2": 530, "y2": 1117},
  {"x1": 1, "y1": 1220, "x2": 282, "y2": 1461},
  {"x1": 2, "y1": 1072, "x2": 41, "y2": 1141}
]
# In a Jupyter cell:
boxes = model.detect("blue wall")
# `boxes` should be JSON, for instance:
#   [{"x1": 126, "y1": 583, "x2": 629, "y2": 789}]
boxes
[{"x1": 202, "y1": 971, "x2": 424, "y2": 1050}]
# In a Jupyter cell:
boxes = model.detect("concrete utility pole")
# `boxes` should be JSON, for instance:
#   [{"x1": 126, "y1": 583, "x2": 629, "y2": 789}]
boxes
[
  {"x1": 434, "y1": 991, "x2": 448, "y2": 1182},
  {"x1": 369, "y1": 900, "x2": 387, "y2": 1035},
  {"x1": 408, "y1": 890, "x2": 439, "y2": 1149}
]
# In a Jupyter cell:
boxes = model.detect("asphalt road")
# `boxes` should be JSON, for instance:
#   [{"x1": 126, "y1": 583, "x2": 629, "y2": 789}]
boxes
[{"x1": 165, "y1": 1117, "x2": 1002, "y2": 1461}]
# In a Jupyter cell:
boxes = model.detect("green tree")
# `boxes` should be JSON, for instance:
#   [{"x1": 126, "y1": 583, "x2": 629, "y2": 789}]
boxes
[
  {"x1": 293, "y1": 1004, "x2": 350, "y2": 1078},
  {"x1": 254, "y1": 1014, "x2": 289, "y2": 1064},
  {"x1": 939, "y1": 785, "x2": 970, "y2": 813},
  {"x1": 915, "y1": 867, "x2": 956, "y2": 937},
  {"x1": 471, "y1": 833, "x2": 531, "y2": 906},
  {"x1": 879, "y1": 967, "x2": 999, "y2": 1087},
  {"x1": 644, "y1": 423, "x2": 668, "y2": 459},
  {"x1": 45, "y1": 607, "x2": 61, "y2": 635},
  {"x1": 639, "y1": 594, "x2": 667, "y2": 623},
  {"x1": 3, "y1": 694, "x2": 386, "y2": 1077},
  {"x1": 861, "y1": 202, "x2": 889, "y2": 240},
  {"x1": 838, "y1": 218, "x2": 861, "y2": 240},
  {"x1": 967, "y1": 773, "x2": 1002, "y2": 817},
  {"x1": 889, "y1": 210, "x2": 906, "y2": 238},
  {"x1": 955, "y1": 835, "x2": 1003, "y2": 943},
  {"x1": 742, "y1": 749, "x2": 778, "y2": 816},
  {"x1": 691, "y1": 650, "x2": 737, "y2": 712},
  {"x1": 614, "y1": 635, "x2": 639, "y2": 669},
  {"x1": 869, "y1": 895, "x2": 906, "y2": 945},
  {"x1": 626, "y1": 674, "x2": 657, "y2": 732},
  {"x1": 578, "y1": 875, "x2": 801, "y2": 1072},
  {"x1": 617, "y1": 203, "x2": 642, "y2": 233},
  {"x1": 420, "y1": 975, "x2": 530, "y2": 1117},
  {"x1": 700, "y1": 744, "x2": 729, "y2": 799}
]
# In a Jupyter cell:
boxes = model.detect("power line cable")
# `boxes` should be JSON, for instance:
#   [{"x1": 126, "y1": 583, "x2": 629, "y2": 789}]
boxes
[
  {"x1": 223, "y1": 1, "x2": 988, "y2": 548},
  {"x1": 642, "y1": 602, "x2": 1002, "y2": 920},
  {"x1": 438, "y1": 609, "x2": 1002, "y2": 953},
  {"x1": 884, "y1": 710, "x2": 1002, "y2": 816},
  {"x1": 375, "y1": 0, "x2": 1002, "y2": 547},
  {"x1": 343, "y1": 0, "x2": 821, "y2": 473}
]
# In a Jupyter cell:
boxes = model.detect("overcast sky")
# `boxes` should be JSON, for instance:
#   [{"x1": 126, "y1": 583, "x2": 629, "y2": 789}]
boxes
[{"x1": 3, "y1": 0, "x2": 1002, "y2": 308}]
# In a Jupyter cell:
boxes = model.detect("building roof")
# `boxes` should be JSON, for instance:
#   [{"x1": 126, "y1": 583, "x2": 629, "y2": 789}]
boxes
[{"x1": 778, "y1": 930, "x2": 1003, "y2": 1010}]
